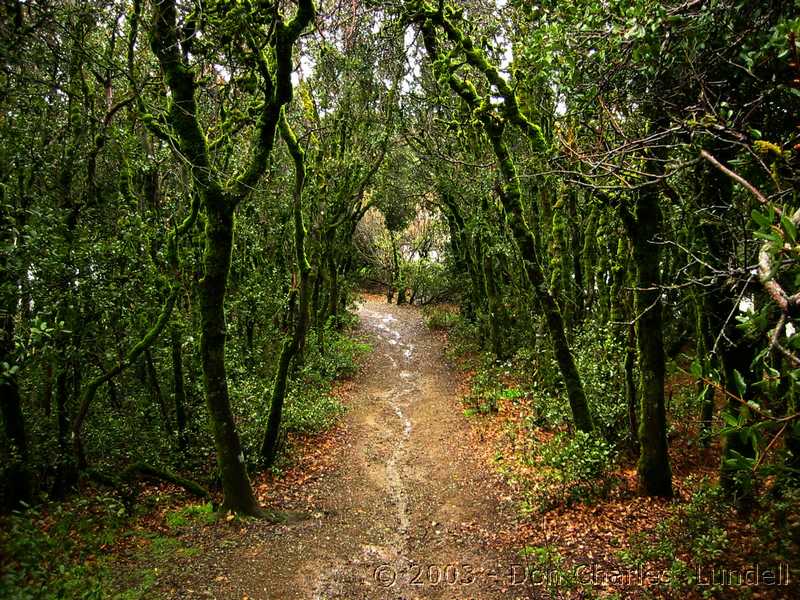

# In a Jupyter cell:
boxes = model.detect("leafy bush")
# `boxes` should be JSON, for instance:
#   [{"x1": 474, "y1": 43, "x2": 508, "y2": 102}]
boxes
[
  {"x1": 233, "y1": 326, "x2": 370, "y2": 462},
  {"x1": 524, "y1": 431, "x2": 618, "y2": 512},
  {"x1": 618, "y1": 478, "x2": 800, "y2": 597},
  {"x1": 618, "y1": 478, "x2": 733, "y2": 597},
  {"x1": 0, "y1": 496, "x2": 130, "y2": 599},
  {"x1": 402, "y1": 259, "x2": 455, "y2": 305},
  {"x1": 459, "y1": 353, "x2": 528, "y2": 417},
  {"x1": 572, "y1": 325, "x2": 629, "y2": 440},
  {"x1": 282, "y1": 383, "x2": 346, "y2": 434},
  {"x1": 422, "y1": 304, "x2": 460, "y2": 330},
  {"x1": 752, "y1": 485, "x2": 800, "y2": 564},
  {"x1": 305, "y1": 327, "x2": 371, "y2": 380},
  {"x1": 466, "y1": 324, "x2": 629, "y2": 438}
]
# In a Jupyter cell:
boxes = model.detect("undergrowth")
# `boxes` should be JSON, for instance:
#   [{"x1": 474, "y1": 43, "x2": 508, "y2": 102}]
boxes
[
  {"x1": 1, "y1": 495, "x2": 135, "y2": 599},
  {"x1": 522, "y1": 431, "x2": 619, "y2": 513},
  {"x1": 433, "y1": 306, "x2": 800, "y2": 598},
  {"x1": 618, "y1": 477, "x2": 800, "y2": 598},
  {"x1": 0, "y1": 322, "x2": 370, "y2": 599}
]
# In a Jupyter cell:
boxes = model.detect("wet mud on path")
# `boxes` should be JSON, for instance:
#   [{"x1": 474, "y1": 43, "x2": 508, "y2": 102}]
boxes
[{"x1": 156, "y1": 297, "x2": 532, "y2": 599}]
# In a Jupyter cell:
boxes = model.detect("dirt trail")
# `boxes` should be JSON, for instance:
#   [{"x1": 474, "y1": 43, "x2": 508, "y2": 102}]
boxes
[{"x1": 159, "y1": 298, "x2": 531, "y2": 599}]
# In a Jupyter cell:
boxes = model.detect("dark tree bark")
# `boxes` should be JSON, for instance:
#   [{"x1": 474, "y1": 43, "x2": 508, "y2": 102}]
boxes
[
  {"x1": 0, "y1": 196, "x2": 32, "y2": 509},
  {"x1": 261, "y1": 112, "x2": 313, "y2": 466},
  {"x1": 171, "y1": 326, "x2": 187, "y2": 452},
  {"x1": 145, "y1": 348, "x2": 168, "y2": 427},
  {"x1": 624, "y1": 323, "x2": 639, "y2": 453},
  {"x1": 626, "y1": 185, "x2": 672, "y2": 497}
]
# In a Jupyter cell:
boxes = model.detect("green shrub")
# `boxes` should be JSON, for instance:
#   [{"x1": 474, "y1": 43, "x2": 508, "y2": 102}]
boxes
[
  {"x1": 234, "y1": 327, "x2": 369, "y2": 461},
  {"x1": 0, "y1": 496, "x2": 130, "y2": 599},
  {"x1": 618, "y1": 478, "x2": 734, "y2": 597},
  {"x1": 572, "y1": 325, "x2": 629, "y2": 440},
  {"x1": 753, "y1": 485, "x2": 800, "y2": 563},
  {"x1": 524, "y1": 431, "x2": 618, "y2": 512},
  {"x1": 422, "y1": 304, "x2": 460, "y2": 330},
  {"x1": 460, "y1": 355, "x2": 526, "y2": 417},
  {"x1": 402, "y1": 259, "x2": 456, "y2": 305},
  {"x1": 165, "y1": 501, "x2": 215, "y2": 529}
]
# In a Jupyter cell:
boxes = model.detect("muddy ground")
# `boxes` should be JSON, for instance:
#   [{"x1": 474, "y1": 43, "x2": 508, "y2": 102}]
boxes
[{"x1": 150, "y1": 297, "x2": 536, "y2": 599}]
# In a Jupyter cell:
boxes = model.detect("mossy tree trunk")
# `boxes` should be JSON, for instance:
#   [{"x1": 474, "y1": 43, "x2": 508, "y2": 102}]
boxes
[
  {"x1": 610, "y1": 236, "x2": 639, "y2": 453},
  {"x1": 441, "y1": 193, "x2": 481, "y2": 323},
  {"x1": 145, "y1": 348, "x2": 168, "y2": 428},
  {"x1": 149, "y1": 0, "x2": 315, "y2": 514},
  {"x1": 621, "y1": 186, "x2": 673, "y2": 497},
  {"x1": 444, "y1": 213, "x2": 468, "y2": 305},
  {"x1": 199, "y1": 201, "x2": 260, "y2": 513},
  {"x1": 171, "y1": 326, "x2": 187, "y2": 452},
  {"x1": 416, "y1": 17, "x2": 593, "y2": 433},
  {"x1": 261, "y1": 110, "x2": 313, "y2": 467},
  {"x1": 479, "y1": 197, "x2": 505, "y2": 359},
  {"x1": 694, "y1": 294, "x2": 716, "y2": 447}
]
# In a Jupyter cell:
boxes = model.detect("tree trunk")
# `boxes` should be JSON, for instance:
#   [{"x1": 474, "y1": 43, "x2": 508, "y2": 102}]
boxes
[
  {"x1": 695, "y1": 302, "x2": 716, "y2": 447},
  {"x1": 416, "y1": 22, "x2": 594, "y2": 433},
  {"x1": 487, "y1": 129, "x2": 594, "y2": 433},
  {"x1": 719, "y1": 337, "x2": 758, "y2": 510},
  {"x1": 171, "y1": 326, "x2": 188, "y2": 452},
  {"x1": 150, "y1": 0, "x2": 322, "y2": 514},
  {"x1": 625, "y1": 323, "x2": 639, "y2": 453},
  {"x1": 145, "y1": 348, "x2": 168, "y2": 428},
  {"x1": 479, "y1": 227, "x2": 504, "y2": 358},
  {"x1": 199, "y1": 203, "x2": 260, "y2": 515},
  {"x1": 0, "y1": 377, "x2": 32, "y2": 510},
  {"x1": 262, "y1": 112, "x2": 312, "y2": 466},
  {"x1": 41, "y1": 362, "x2": 54, "y2": 416},
  {"x1": 0, "y1": 195, "x2": 32, "y2": 509},
  {"x1": 630, "y1": 187, "x2": 672, "y2": 497},
  {"x1": 327, "y1": 250, "x2": 339, "y2": 323},
  {"x1": 52, "y1": 366, "x2": 77, "y2": 499}
]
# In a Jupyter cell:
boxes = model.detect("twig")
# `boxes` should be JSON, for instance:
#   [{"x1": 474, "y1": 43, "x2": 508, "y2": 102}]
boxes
[{"x1": 699, "y1": 149, "x2": 775, "y2": 212}]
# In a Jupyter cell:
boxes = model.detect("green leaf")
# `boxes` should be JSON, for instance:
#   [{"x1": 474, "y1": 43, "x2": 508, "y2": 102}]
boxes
[
  {"x1": 781, "y1": 214, "x2": 797, "y2": 243},
  {"x1": 732, "y1": 369, "x2": 747, "y2": 397},
  {"x1": 722, "y1": 411, "x2": 739, "y2": 428},
  {"x1": 753, "y1": 230, "x2": 781, "y2": 244},
  {"x1": 751, "y1": 209, "x2": 772, "y2": 228},
  {"x1": 689, "y1": 359, "x2": 702, "y2": 378}
]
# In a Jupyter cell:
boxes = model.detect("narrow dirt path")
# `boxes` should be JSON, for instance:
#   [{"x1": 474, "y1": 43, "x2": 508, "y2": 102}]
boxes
[{"x1": 159, "y1": 298, "x2": 532, "y2": 599}]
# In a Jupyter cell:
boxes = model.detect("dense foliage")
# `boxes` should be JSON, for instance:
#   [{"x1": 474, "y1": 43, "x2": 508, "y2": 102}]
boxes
[{"x1": 1, "y1": 0, "x2": 799, "y2": 597}]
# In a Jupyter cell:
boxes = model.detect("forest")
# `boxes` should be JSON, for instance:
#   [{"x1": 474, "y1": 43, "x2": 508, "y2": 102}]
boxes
[{"x1": 1, "y1": 0, "x2": 799, "y2": 598}]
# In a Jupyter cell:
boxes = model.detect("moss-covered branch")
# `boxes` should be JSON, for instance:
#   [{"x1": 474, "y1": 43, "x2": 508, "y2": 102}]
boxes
[
  {"x1": 87, "y1": 461, "x2": 210, "y2": 501},
  {"x1": 150, "y1": 0, "x2": 222, "y2": 201},
  {"x1": 411, "y1": 0, "x2": 546, "y2": 149},
  {"x1": 72, "y1": 288, "x2": 179, "y2": 468},
  {"x1": 416, "y1": 17, "x2": 594, "y2": 432},
  {"x1": 231, "y1": 0, "x2": 316, "y2": 198},
  {"x1": 261, "y1": 109, "x2": 313, "y2": 465}
]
